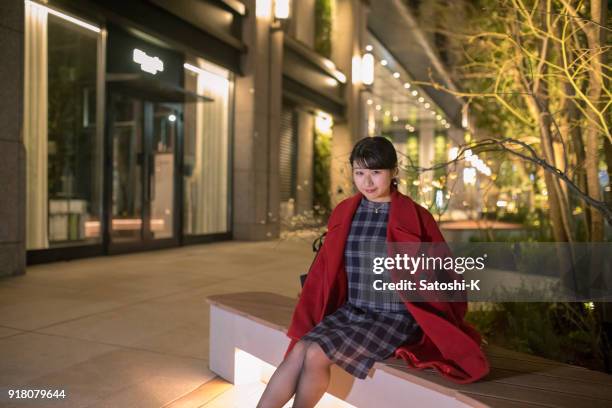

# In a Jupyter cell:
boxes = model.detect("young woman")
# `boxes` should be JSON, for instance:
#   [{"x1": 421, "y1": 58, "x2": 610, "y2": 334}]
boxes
[{"x1": 257, "y1": 136, "x2": 489, "y2": 408}]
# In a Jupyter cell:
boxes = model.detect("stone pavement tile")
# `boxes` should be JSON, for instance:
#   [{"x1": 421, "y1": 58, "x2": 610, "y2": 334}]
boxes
[
  {"x1": 72, "y1": 274, "x2": 227, "y2": 306},
  {"x1": 0, "y1": 281, "x2": 80, "y2": 303},
  {"x1": 0, "y1": 348, "x2": 214, "y2": 408},
  {"x1": 83, "y1": 374, "x2": 213, "y2": 408},
  {"x1": 0, "y1": 326, "x2": 23, "y2": 338},
  {"x1": 0, "y1": 332, "x2": 117, "y2": 387},
  {"x1": 6, "y1": 267, "x2": 119, "y2": 291},
  {"x1": 236, "y1": 268, "x2": 302, "y2": 286},
  {"x1": 165, "y1": 377, "x2": 232, "y2": 408},
  {"x1": 193, "y1": 278, "x2": 298, "y2": 301},
  {"x1": 0, "y1": 276, "x2": 224, "y2": 332},
  {"x1": 186, "y1": 280, "x2": 274, "y2": 297},
  {"x1": 228, "y1": 277, "x2": 299, "y2": 298},
  {"x1": 37, "y1": 301, "x2": 189, "y2": 347},
  {"x1": 199, "y1": 381, "x2": 265, "y2": 408},
  {"x1": 147, "y1": 291, "x2": 212, "y2": 326},
  {"x1": 0, "y1": 285, "x2": 120, "y2": 331},
  {"x1": 129, "y1": 322, "x2": 210, "y2": 361}
]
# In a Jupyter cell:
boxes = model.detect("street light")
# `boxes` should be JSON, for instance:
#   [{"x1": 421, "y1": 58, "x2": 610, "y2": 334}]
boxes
[
  {"x1": 361, "y1": 53, "x2": 374, "y2": 85},
  {"x1": 274, "y1": 0, "x2": 290, "y2": 20}
]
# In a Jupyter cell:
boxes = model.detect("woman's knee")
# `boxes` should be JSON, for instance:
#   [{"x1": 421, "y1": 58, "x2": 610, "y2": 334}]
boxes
[
  {"x1": 304, "y1": 342, "x2": 332, "y2": 368},
  {"x1": 287, "y1": 340, "x2": 309, "y2": 362}
]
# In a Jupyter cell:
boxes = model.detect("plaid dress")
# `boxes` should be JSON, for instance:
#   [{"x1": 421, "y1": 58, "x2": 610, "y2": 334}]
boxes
[{"x1": 302, "y1": 197, "x2": 422, "y2": 379}]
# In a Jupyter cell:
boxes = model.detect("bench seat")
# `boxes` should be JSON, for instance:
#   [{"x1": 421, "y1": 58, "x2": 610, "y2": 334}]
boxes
[{"x1": 206, "y1": 292, "x2": 612, "y2": 408}]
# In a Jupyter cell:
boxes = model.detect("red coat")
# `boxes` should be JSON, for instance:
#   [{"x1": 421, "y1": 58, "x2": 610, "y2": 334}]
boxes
[{"x1": 285, "y1": 189, "x2": 490, "y2": 384}]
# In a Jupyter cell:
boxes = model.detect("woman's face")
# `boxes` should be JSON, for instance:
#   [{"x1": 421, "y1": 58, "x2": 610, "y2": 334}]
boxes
[{"x1": 352, "y1": 163, "x2": 397, "y2": 202}]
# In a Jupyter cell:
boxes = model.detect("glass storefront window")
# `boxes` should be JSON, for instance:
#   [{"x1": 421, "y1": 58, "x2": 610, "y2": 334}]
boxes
[
  {"x1": 24, "y1": 3, "x2": 102, "y2": 249},
  {"x1": 183, "y1": 60, "x2": 231, "y2": 235},
  {"x1": 150, "y1": 103, "x2": 178, "y2": 239}
]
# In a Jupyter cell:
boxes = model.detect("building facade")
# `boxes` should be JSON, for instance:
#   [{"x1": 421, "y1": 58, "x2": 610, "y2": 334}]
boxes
[{"x1": 1, "y1": 0, "x2": 473, "y2": 276}]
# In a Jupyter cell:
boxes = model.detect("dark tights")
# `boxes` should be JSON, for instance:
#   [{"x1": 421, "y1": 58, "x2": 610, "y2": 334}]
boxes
[{"x1": 256, "y1": 340, "x2": 333, "y2": 408}]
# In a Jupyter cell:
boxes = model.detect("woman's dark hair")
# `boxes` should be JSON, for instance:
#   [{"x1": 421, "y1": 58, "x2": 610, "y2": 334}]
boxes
[{"x1": 349, "y1": 136, "x2": 398, "y2": 169}]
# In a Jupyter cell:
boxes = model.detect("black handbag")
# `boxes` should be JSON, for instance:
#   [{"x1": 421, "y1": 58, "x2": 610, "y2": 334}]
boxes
[{"x1": 300, "y1": 232, "x2": 326, "y2": 287}]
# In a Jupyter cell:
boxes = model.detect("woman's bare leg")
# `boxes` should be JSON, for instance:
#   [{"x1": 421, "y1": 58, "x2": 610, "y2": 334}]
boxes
[
  {"x1": 257, "y1": 340, "x2": 309, "y2": 408},
  {"x1": 292, "y1": 342, "x2": 333, "y2": 408}
]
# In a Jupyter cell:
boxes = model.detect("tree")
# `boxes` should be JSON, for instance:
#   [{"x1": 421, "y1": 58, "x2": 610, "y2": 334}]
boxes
[{"x1": 413, "y1": 0, "x2": 610, "y2": 242}]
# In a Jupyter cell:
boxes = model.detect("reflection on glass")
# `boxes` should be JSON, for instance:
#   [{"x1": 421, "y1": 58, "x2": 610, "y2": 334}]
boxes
[
  {"x1": 150, "y1": 104, "x2": 177, "y2": 239},
  {"x1": 28, "y1": 12, "x2": 102, "y2": 248},
  {"x1": 183, "y1": 62, "x2": 230, "y2": 235},
  {"x1": 111, "y1": 95, "x2": 144, "y2": 242}
]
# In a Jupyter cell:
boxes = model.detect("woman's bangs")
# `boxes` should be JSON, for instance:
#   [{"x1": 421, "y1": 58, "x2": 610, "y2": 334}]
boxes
[{"x1": 352, "y1": 152, "x2": 384, "y2": 169}]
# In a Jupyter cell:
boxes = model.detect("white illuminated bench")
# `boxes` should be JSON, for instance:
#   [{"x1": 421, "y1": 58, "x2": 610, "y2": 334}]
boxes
[{"x1": 206, "y1": 292, "x2": 612, "y2": 408}]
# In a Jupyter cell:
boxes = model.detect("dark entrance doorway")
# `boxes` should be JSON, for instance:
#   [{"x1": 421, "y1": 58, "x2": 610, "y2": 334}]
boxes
[{"x1": 105, "y1": 89, "x2": 182, "y2": 253}]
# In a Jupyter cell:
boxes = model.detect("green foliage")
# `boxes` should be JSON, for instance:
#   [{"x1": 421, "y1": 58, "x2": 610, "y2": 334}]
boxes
[
  {"x1": 467, "y1": 301, "x2": 607, "y2": 371},
  {"x1": 313, "y1": 129, "x2": 332, "y2": 214},
  {"x1": 314, "y1": 0, "x2": 332, "y2": 58}
]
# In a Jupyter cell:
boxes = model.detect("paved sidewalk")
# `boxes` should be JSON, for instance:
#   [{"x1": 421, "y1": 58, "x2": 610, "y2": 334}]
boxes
[{"x1": 0, "y1": 239, "x2": 313, "y2": 407}]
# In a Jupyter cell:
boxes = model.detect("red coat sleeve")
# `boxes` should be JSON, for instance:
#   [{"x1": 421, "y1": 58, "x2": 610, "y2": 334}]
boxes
[
  {"x1": 286, "y1": 245, "x2": 327, "y2": 347},
  {"x1": 284, "y1": 200, "x2": 350, "y2": 357},
  {"x1": 396, "y1": 205, "x2": 489, "y2": 384}
]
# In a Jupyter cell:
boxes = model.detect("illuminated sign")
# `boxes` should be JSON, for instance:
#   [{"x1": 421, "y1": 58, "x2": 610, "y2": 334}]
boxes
[{"x1": 132, "y1": 48, "x2": 164, "y2": 75}]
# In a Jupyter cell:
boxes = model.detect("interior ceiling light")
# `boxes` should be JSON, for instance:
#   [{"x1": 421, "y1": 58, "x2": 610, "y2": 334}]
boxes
[{"x1": 26, "y1": 1, "x2": 101, "y2": 33}]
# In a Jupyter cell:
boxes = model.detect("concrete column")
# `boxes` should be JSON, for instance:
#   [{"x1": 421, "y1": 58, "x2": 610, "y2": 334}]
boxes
[
  {"x1": 295, "y1": 109, "x2": 314, "y2": 215},
  {"x1": 329, "y1": 0, "x2": 369, "y2": 206},
  {"x1": 293, "y1": 0, "x2": 315, "y2": 47},
  {"x1": 418, "y1": 119, "x2": 435, "y2": 173},
  {"x1": 447, "y1": 127, "x2": 464, "y2": 146},
  {"x1": 232, "y1": 0, "x2": 282, "y2": 240},
  {"x1": 0, "y1": 0, "x2": 26, "y2": 276}
]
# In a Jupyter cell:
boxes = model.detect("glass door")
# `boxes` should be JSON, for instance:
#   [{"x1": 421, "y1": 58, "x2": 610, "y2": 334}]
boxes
[
  {"x1": 149, "y1": 103, "x2": 178, "y2": 240},
  {"x1": 107, "y1": 92, "x2": 180, "y2": 249},
  {"x1": 109, "y1": 93, "x2": 144, "y2": 243}
]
